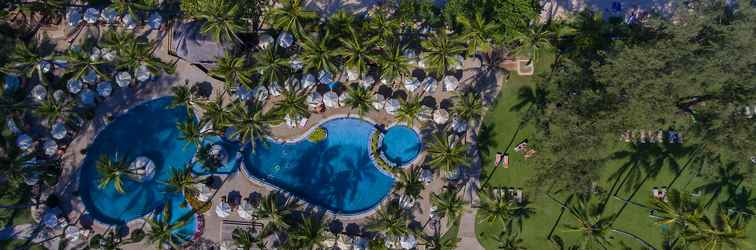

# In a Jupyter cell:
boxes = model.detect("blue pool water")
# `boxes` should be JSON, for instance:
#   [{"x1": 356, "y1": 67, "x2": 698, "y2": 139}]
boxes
[
  {"x1": 243, "y1": 118, "x2": 395, "y2": 214},
  {"x1": 191, "y1": 136, "x2": 241, "y2": 175},
  {"x1": 78, "y1": 97, "x2": 197, "y2": 232},
  {"x1": 381, "y1": 125, "x2": 422, "y2": 166}
]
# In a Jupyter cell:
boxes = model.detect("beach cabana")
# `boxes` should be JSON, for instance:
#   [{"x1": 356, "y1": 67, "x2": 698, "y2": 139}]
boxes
[
  {"x1": 66, "y1": 8, "x2": 81, "y2": 27},
  {"x1": 100, "y1": 7, "x2": 118, "y2": 23},
  {"x1": 82, "y1": 69, "x2": 97, "y2": 83},
  {"x1": 80, "y1": 88, "x2": 95, "y2": 106}
]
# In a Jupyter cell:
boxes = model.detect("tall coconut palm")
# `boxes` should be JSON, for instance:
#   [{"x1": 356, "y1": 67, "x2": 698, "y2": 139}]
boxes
[
  {"x1": 420, "y1": 30, "x2": 465, "y2": 78},
  {"x1": 273, "y1": 85, "x2": 309, "y2": 120},
  {"x1": 396, "y1": 95, "x2": 423, "y2": 127},
  {"x1": 325, "y1": 10, "x2": 355, "y2": 39},
  {"x1": 422, "y1": 228, "x2": 460, "y2": 250},
  {"x1": 252, "y1": 45, "x2": 289, "y2": 88},
  {"x1": 478, "y1": 188, "x2": 514, "y2": 225},
  {"x1": 456, "y1": 12, "x2": 500, "y2": 57},
  {"x1": 377, "y1": 42, "x2": 411, "y2": 84},
  {"x1": 395, "y1": 166, "x2": 424, "y2": 199},
  {"x1": 194, "y1": 0, "x2": 245, "y2": 45},
  {"x1": 61, "y1": 47, "x2": 110, "y2": 81},
  {"x1": 0, "y1": 137, "x2": 43, "y2": 188},
  {"x1": 695, "y1": 162, "x2": 745, "y2": 208},
  {"x1": 426, "y1": 132, "x2": 468, "y2": 176},
  {"x1": 100, "y1": 30, "x2": 137, "y2": 56},
  {"x1": 683, "y1": 212, "x2": 748, "y2": 250},
  {"x1": 431, "y1": 188, "x2": 464, "y2": 224},
  {"x1": 268, "y1": 0, "x2": 317, "y2": 37},
  {"x1": 563, "y1": 194, "x2": 657, "y2": 250},
  {"x1": 3, "y1": 40, "x2": 53, "y2": 84},
  {"x1": 34, "y1": 96, "x2": 76, "y2": 125},
  {"x1": 169, "y1": 84, "x2": 197, "y2": 111},
  {"x1": 163, "y1": 167, "x2": 203, "y2": 198},
  {"x1": 232, "y1": 227, "x2": 264, "y2": 250},
  {"x1": 209, "y1": 52, "x2": 254, "y2": 92},
  {"x1": 367, "y1": 7, "x2": 400, "y2": 48},
  {"x1": 721, "y1": 187, "x2": 755, "y2": 223},
  {"x1": 176, "y1": 118, "x2": 204, "y2": 149},
  {"x1": 145, "y1": 205, "x2": 192, "y2": 249},
  {"x1": 95, "y1": 154, "x2": 132, "y2": 193},
  {"x1": 227, "y1": 100, "x2": 279, "y2": 150},
  {"x1": 366, "y1": 200, "x2": 410, "y2": 245},
  {"x1": 198, "y1": 95, "x2": 232, "y2": 134},
  {"x1": 492, "y1": 231, "x2": 526, "y2": 250},
  {"x1": 338, "y1": 26, "x2": 378, "y2": 79},
  {"x1": 509, "y1": 23, "x2": 554, "y2": 65},
  {"x1": 344, "y1": 85, "x2": 374, "y2": 117},
  {"x1": 452, "y1": 90, "x2": 483, "y2": 126},
  {"x1": 647, "y1": 189, "x2": 705, "y2": 236},
  {"x1": 117, "y1": 37, "x2": 175, "y2": 78},
  {"x1": 299, "y1": 31, "x2": 339, "y2": 74},
  {"x1": 288, "y1": 215, "x2": 329, "y2": 250},
  {"x1": 109, "y1": 0, "x2": 155, "y2": 16},
  {"x1": 257, "y1": 192, "x2": 300, "y2": 236}
]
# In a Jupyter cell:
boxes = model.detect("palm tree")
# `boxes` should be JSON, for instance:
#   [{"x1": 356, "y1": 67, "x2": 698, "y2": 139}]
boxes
[
  {"x1": 647, "y1": 189, "x2": 705, "y2": 236},
  {"x1": 227, "y1": 100, "x2": 279, "y2": 150},
  {"x1": 169, "y1": 84, "x2": 197, "y2": 111},
  {"x1": 456, "y1": 12, "x2": 500, "y2": 57},
  {"x1": 338, "y1": 26, "x2": 378, "y2": 79},
  {"x1": 396, "y1": 95, "x2": 423, "y2": 127},
  {"x1": 116, "y1": 37, "x2": 175, "y2": 78},
  {"x1": 431, "y1": 188, "x2": 465, "y2": 225},
  {"x1": 0, "y1": 137, "x2": 47, "y2": 189},
  {"x1": 176, "y1": 118, "x2": 204, "y2": 148},
  {"x1": 34, "y1": 96, "x2": 75, "y2": 125},
  {"x1": 209, "y1": 52, "x2": 254, "y2": 92},
  {"x1": 377, "y1": 42, "x2": 411, "y2": 84},
  {"x1": 492, "y1": 231, "x2": 527, "y2": 250},
  {"x1": 257, "y1": 192, "x2": 300, "y2": 236},
  {"x1": 478, "y1": 188, "x2": 514, "y2": 225},
  {"x1": 273, "y1": 85, "x2": 309, "y2": 120},
  {"x1": 231, "y1": 227, "x2": 264, "y2": 250},
  {"x1": 145, "y1": 205, "x2": 192, "y2": 249},
  {"x1": 420, "y1": 30, "x2": 465, "y2": 78},
  {"x1": 563, "y1": 194, "x2": 657, "y2": 250},
  {"x1": 2, "y1": 40, "x2": 53, "y2": 84},
  {"x1": 288, "y1": 215, "x2": 329, "y2": 250},
  {"x1": 422, "y1": 228, "x2": 461, "y2": 250},
  {"x1": 95, "y1": 154, "x2": 133, "y2": 194},
  {"x1": 367, "y1": 7, "x2": 400, "y2": 48},
  {"x1": 194, "y1": 0, "x2": 245, "y2": 45},
  {"x1": 452, "y1": 90, "x2": 483, "y2": 127},
  {"x1": 198, "y1": 95, "x2": 232, "y2": 134},
  {"x1": 366, "y1": 200, "x2": 410, "y2": 246},
  {"x1": 509, "y1": 23, "x2": 554, "y2": 65},
  {"x1": 325, "y1": 10, "x2": 355, "y2": 38},
  {"x1": 695, "y1": 162, "x2": 745, "y2": 208},
  {"x1": 299, "y1": 31, "x2": 339, "y2": 74},
  {"x1": 721, "y1": 187, "x2": 755, "y2": 223},
  {"x1": 395, "y1": 166, "x2": 424, "y2": 199},
  {"x1": 109, "y1": 0, "x2": 154, "y2": 16},
  {"x1": 683, "y1": 212, "x2": 748, "y2": 250},
  {"x1": 426, "y1": 132, "x2": 468, "y2": 176},
  {"x1": 344, "y1": 85, "x2": 374, "y2": 117},
  {"x1": 268, "y1": 0, "x2": 317, "y2": 37},
  {"x1": 251, "y1": 45, "x2": 289, "y2": 88},
  {"x1": 163, "y1": 167, "x2": 202, "y2": 197},
  {"x1": 61, "y1": 47, "x2": 110, "y2": 81}
]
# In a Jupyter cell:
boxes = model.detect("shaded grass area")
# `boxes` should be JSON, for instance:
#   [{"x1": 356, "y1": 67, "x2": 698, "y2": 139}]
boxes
[
  {"x1": 0, "y1": 239, "x2": 45, "y2": 250},
  {"x1": 0, "y1": 188, "x2": 33, "y2": 228},
  {"x1": 473, "y1": 50, "x2": 753, "y2": 249}
]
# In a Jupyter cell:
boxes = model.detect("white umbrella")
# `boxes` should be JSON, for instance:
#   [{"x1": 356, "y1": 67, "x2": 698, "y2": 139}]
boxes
[
  {"x1": 443, "y1": 75, "x2": 459, "y2": 91},
  {"x1": 399, "y1": 235, "x2": 417, "y2": 249},
  {"x1": 116, "y1": 71, "x2": 131, "y2": 87},
  {"x1": 290, "y1": 55, "x2": 303, "y2": 71},
  {"x1": 52, "y1": 122, "x2": 67, "y2": 140},
  {"x1": 101, "y1": 7, "x2": 118, "y2": 23},
  {"x1": 97, "y1": 81, "x2": 113, "y2": 97},
  {"x1": 318, "y1": 70, "x2": 333, "y2": 84},
  {"x1": 66, "y1": 8, "x2": 82, "y2": 26},
  {"x1": 90, "y1": 47, "x2": 101, "y2": 61},
  {"x1": 338, "y1": 92, "x2": 347, "y2": 107},
  {"x1": 306, "y1": 91, "x2": 322, "y2": 108},
  {"x1": 38, "y1": 61, "x2": 52, "y2": 73},
  {"x1": 80, "y1": 88, "x2": 95, "y2": 106},
  {"x1": 372, "y1": 94, "x2": 385, "y2": 110},
  {"x1": 147, "y1": 12, "x2": 162, "y2": 30},
  {"x1": 82, "y1": 69, "x2": 98, "y2": 83},
  {"x1": 418, "y1": 106, "x2": 433, "y2": 122},
  {"x1": 422, "y1": 77, "x2": 437, "y2": 93},
  {"x1": 135, "y1": 64, "x2": 151, "y2": 82},
  {"x1": 196, "y1": 184, "x2": 212, "y2": 202},
  {"x1": 65, "y1": 226, "x2": 80, "y2": 241},
  {"x1": 42, "y1": 213, "x2": 58, "y2": 228},
  {"x1": 454, "y1": 55, "x2": 464, "y2": 70},
  {"x1": 403, "y1": 48, "x2": 417, "y2": 59},
  {"x1": 43, "y1": 139, "x2": 58, "y2": 156},
  {"x1": 433, "y1": 109, "x2": 449, "y2": 125},
  {"x1": 385, "y1": 98, "x2": 400, "y2": 114},
  {"x1": 53, "y1": 90, "x2": 65, "y2": 102},
  {"x1": 257, "y1": 34, "x2": 274, "y2": 49},
  {"x1": 277, "y1": 32, "x2": 294, "y2": 48},
  {"x1": 215, "y1": 202, "x2": 231, "y2": 218},
  {"x1": 323, "y1": 91, "x2": 339, "y2": 108},
  {"x1": 31, "y1": 85, "x2": 47, "y2": 102},
  {"x1": 129, "y1": 156, "x2": 156, "y2": 181},
  {"x1": 452, "y1": 117, "x2": 468, "y2": 133},
  {"x1": 361, "y1": 75, "x2": 375, "y2": 89},
  {"x1": 67, "y1": 79, "x2": 82, "y2": 94},
  {"x1": 17, "y1": 134, "x2": 32, "y2": 150},
  {"x1": 346, "y1": 68, "x2": 359, "y2": 81},
  {"x1": 84, "y1": 8, "x2": 99, "y2": 24},
  {"x1": 403, "y1": 78, "x2": 420, "y2": 92},
  {"x1": 101, "y1": 48, "x2": 117, "y2": 62},
  {"x1": 269, "y1": 84, "x2": 282, "y2": 97},
  {"x1": 301, "y1": 74, "x2": 316, "y2": 89},
  {"x1": 123, "y1": 14, "x2": 137, "y2": 30}
]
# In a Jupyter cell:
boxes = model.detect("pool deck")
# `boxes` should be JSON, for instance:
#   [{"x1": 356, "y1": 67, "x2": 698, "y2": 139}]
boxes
[{"x1": 27, "y1": 7, "x2": 510, "y2": 249}]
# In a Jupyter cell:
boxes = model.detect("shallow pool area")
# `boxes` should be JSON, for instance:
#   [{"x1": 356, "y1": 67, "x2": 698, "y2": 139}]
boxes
[
  {"x1": 78, "y1": 97, "x2": 197, "y2": 229},
  {"x1": 381, "y1": 125, "x2": 422, "y2": 166},
  {"x1": 243, "y1": 118, "x2": 395, "y2": 214}
]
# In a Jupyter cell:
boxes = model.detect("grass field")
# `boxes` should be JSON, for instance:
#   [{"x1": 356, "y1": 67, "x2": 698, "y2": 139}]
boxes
[
  {"x1": 0, "y1": 189, "x2": 33, "y2": 228},
  {"x1": 473, "y1": 50, "x2": 753, "y2": 249}
]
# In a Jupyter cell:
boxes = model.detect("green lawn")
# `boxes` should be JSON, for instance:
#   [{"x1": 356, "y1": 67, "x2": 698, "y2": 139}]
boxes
[
  {"x1": 0, "y1": 239, "x2": 45, "y2": 250},
  {"x1": 0, "y1": 189, "x2": 33, "y2": 228},
  {"x1": 473, "y1": 50, "x2": 752, "y2": 249}
]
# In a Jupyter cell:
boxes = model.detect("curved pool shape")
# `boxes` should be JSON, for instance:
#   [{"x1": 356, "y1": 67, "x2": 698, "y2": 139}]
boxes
[
  {"x1": 79, "y1": 97, "x2": 197, "y2": 228},
  {"x1": 381, "y1": 125, "x2": 422, "y2": 166},
  {"x1": 243, "y1": 118, "x2": 394, "y2": 214}
]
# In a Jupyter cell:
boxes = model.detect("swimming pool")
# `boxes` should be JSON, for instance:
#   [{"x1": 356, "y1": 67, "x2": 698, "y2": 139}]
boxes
[
  {"x1": 381, "y1": 125, "x2": 422, "y2": 167},
  {"x1": 243, "y1": 118, "x2": 396, "y2": 214},
  {"x1": 191, "y1": 135, "x2": 241, "y2": 175},
  {"x1": 78, "y1": 97, "x2": 197, "y2": 232}
]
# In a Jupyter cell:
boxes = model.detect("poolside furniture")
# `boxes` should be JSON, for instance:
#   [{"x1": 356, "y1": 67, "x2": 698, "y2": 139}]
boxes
[
  {"x1": 277, "y1": 32, "x2": 294, "y2": 48},
  {"x1": 338, "y1": 92, "x2": 347, "y2": 107},
  {"x1": 433, "y1": 109, "x2": 449, "y2": 125},
  {"x1": 196, "y1": 184, "x2": 212, "y2": 202},
  {"x1": 354, "y1": 236, "x2": 369, "y2": 250},
  {"x1": 418, "y1": 106, "x2": 433, "y2": 122},
  {"x1": 31, "y1": 85, "x2": 47, "y2": 102},
  {"x1": 494, "y1": 152, "x2": 503, "y2": 167},
  {"x1": 503, "y1": 154, "x2": 510, "y2": 168},
  {"x1": 346, "y1": 68, "x2": 360, "y2": 81},
  {"x1": 301, "y1": 74, "x2": 316, "y2": 89},
  {"x1": 67, "y1": 78, "x2": 82, "y2": 94},
  {"x1": 403, "y1": 77, "x2": 420, "y2": 92},
  {"x1": 215, "y1": 201, "x2": 231, "y2": 218},
  {"x1": 298, "y1": 117, "x2": 308, "y2": 127},
  {"x1": 443, "y1": 75, "x2": 459, "y2": 91},
  {"x1": 399, "y1": 195, "x2": 414, "y2": 209},
  {"x1": 257, "y1": 34, "x2": 274, "y2": 49},
  {"x1": 318, "y1": 70, "x2": 333, "y2": 84},
  {"x1": 451, "y1": 117, "x2": 467, "y2": 133},
  {"x1": 307, "y1": 91, "x2": 323, "y2": 108},
  {"x1": 453, "y1": 55, "x2": 464, "y2": 70},
  {"x1": 237, "y1": 200, "x2": 255, "y2": 220},
  {"x1": 269, "y1": 83, "x2": 282, "y2": 97}
]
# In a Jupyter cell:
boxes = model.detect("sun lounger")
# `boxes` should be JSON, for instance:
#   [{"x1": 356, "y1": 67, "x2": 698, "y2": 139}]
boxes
[
  {"x1": 503, "y1": 155, "x2": 510, "y2": 168},
  {"x1": 494, "y1": 152, "x2": 503, "y2": 167}
]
